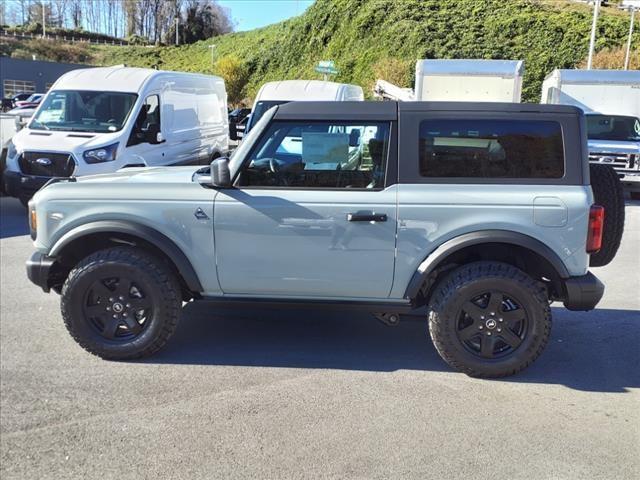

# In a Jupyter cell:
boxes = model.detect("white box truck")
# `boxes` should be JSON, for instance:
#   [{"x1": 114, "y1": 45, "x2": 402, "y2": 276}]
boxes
[
  {"x1": 374, "y1": 59, "x2": 524, "y2": 103},
  {"x1": 541, "y1": 69, "x2": 640, "y2": 198},
  {"x1": 242, "y1": 80, "x2": 364, "y2": 135},
  {"x1": 3, "y1": 66, "x2": 229, "y2": 205}
]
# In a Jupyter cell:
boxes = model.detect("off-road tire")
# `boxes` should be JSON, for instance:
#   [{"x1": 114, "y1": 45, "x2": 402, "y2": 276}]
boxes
[
  {"x1": 589, "y1": 164, "x2": 624, "y2": 267},
  {"x1": 428, "y1": 262, "x2": 551, "y2": 378},
  {"x1": 61, "y1": 247, "x2": 181, "y2": 360}
]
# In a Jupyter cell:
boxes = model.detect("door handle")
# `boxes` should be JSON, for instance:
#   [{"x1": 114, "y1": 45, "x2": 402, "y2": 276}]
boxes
[{"x1": 346, "y1": 213, "x2": 388, "y2": 222}]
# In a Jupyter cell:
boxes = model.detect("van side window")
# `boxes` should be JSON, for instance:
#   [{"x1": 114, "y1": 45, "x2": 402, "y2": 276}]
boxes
[
  {"x1": 419, "y1": 119, "x2": 564, "y2": 179},
  {"x1": 128, "y1": 94, "x2": 161, "y2": 146},
  {"x1": 238, "y1": 121, "x2": 390, "y2": 189}
]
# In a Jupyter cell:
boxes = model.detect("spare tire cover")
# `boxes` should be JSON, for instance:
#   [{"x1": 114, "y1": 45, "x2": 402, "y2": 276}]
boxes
[{"x1": 589, "y1": 164, "x2": 625, "y2": 267}]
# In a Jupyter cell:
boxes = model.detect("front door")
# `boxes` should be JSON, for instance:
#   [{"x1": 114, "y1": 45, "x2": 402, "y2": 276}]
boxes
[{"x1": 214, "y1": 119, "x2": 397, "y2": 299}]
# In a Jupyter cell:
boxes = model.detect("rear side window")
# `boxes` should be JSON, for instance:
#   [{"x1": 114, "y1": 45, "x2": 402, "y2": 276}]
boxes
[{"x1": 419, "y1": 119, "x2": 564, "y2": 179}]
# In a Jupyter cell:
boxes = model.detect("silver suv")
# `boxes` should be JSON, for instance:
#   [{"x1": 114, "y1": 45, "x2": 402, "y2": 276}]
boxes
[{"x1": 25, "y1": 102, "x2": 623, "y2": 378}]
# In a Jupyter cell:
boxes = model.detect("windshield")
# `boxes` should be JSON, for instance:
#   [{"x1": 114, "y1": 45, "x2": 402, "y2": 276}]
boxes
[
  {"x1": 30, "y1": 90, "x2": 138, "y2": 133},
  {"x1": 246, "y1": 100, "x2": 288, "y2": 132},
  {"x1": 586, "y1": 115, "x2": 640, "y2": 142}
]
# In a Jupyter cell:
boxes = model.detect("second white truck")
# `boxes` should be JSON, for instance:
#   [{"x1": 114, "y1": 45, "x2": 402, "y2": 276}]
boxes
[{"x1": 541, "y1": 69, "x2": 640, "y2": 198}]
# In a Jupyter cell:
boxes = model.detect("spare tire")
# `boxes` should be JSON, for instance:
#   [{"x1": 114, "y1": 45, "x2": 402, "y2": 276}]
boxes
[{"x1": 589, "y1": 164, "x2": 624, "y2": 267}]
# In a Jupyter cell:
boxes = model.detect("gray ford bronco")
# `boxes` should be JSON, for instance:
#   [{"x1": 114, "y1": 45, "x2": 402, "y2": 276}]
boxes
[{"x1": 25, "y1": 101, "x2": 624, "y2": 377}]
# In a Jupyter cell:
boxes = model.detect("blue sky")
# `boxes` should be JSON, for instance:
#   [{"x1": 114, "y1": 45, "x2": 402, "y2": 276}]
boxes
[{"x1": 218, "y1": 0, "x2": 316, "y2": 31}]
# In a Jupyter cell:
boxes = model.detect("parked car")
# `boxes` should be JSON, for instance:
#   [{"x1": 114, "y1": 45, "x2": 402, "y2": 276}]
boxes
[
  {"x1": 25, "y1": 101, "x2": 624, "y2": 378},
  {"x1": 3, "y1": 66, "x2": 229, "y2": 206},
  {"x1": 242, "y1": 80, "x2": 364, "y2": 135},
  {"x1": 228, "y1": 107, "x2": 251, "y2": 140},
  {"x1": 10, "y1": 92, "x2": 33, "y2": 106},
  {"x1": 541, "y1": 69, "x2": 640, "y2": 198},
  {"x1": 374, "y1": 59, "x2": 524, "y2": 103},
  {"x1": 14, "y1": 93, "x2": 44, "y2": 109}
]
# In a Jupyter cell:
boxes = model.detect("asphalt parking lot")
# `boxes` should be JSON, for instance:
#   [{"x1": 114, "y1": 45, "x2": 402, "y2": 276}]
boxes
[{"x1": 1, "y1": 195, "x2": 639, "y2": 480}]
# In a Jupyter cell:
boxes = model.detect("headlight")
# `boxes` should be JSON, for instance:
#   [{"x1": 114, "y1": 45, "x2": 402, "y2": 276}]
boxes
[
  {"x1": 6, "y1": 139, "x2": 17, "y2": 160},
  {"x1": 83, "y1": 142, "x2": 119, "y2": 164}
]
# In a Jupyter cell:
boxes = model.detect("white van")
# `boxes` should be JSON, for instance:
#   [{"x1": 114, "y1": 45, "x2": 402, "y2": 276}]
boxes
[
  {"x1": 242, "y1": 80, "x2": 364, "y2": 135},
  {"x1": 3, "y1": 66, "x2": 228, "y2": 204}
]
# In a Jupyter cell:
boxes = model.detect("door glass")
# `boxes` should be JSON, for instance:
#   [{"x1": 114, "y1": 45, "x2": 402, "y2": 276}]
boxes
[
  {"x1": 238, "y1": 121, "x2": 390, "y2": 189},
  {"x1": 128, "y1": 94, "x2": 161, "y2": 146}
]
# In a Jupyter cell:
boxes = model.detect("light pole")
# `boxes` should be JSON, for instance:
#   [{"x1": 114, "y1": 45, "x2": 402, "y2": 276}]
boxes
[
  {"x1": 587, "y1": 0, "x2": 601, "y2": 70},
  {"x1": 175, "y1": 17, "x2": 179, "y2": 46},
  {"x1": 624, "y1": 7, "x2": 636, "y2": 70},
  {"x1": 42, "y1": 1, "x2": 46, "y2": 39},
  {"x1": 209, "y1": 44, "x2": 216, "y2": 67}
]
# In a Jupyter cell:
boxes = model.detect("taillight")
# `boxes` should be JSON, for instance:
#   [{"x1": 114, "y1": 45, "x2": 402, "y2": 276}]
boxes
[{"x1": 586, "y1": 205, "x2": 604, "y2": 253}]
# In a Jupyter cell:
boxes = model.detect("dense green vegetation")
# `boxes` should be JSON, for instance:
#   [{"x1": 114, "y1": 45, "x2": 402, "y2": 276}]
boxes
[{"x1": 3, "y1": 0, "x2": 638, "y2": 103}]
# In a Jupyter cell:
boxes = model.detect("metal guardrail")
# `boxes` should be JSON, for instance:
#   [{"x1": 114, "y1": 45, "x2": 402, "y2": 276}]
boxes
[{"x1": 0, "y1": 30, "x2": 128, "y2": 46}]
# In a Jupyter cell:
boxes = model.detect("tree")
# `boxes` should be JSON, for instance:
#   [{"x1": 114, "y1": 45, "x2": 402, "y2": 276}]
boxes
[
  {"x1": 179, "y1": 0, "x2": 233, "y2": 44},
  {"x1": 214, "y1": 55, "x2": 248, "y2": 106}
]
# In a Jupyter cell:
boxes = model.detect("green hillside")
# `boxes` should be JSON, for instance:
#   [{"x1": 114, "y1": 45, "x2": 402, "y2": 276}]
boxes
[{"x1": 4, "y1": 0, "x2": 639, "y2": 103}]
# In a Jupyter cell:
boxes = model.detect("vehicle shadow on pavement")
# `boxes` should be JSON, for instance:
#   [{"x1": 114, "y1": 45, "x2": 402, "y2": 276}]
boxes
[
  {"x1": 147, "y1": 303, "x2": 640, "y2": 393},
  {"x1": 0, "y1": 197, "x2": 29, "y2": 239}
]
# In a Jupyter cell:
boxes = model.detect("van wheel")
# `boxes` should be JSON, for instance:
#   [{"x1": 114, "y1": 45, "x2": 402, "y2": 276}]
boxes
[
  {"x1": 428, "y1": 262, "x2": 551, "y2": 378},
  {"x1": 61, "y1": 247, "x2": 181, "y2": 360},
  {"x1": 589, "y1": 164, "x2": 624, "y2": 267}
]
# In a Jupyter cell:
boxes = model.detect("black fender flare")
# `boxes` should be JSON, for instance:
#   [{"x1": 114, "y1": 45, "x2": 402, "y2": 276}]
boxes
[
  {"x1": 403, "y1": 230, "x2": 571, "y2": 301},
  {"x1": 49, "y1": 220, "x2": 203, "y2": 293}
]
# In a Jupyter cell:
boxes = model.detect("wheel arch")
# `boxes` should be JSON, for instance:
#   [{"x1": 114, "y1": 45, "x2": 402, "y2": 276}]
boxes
[
  {"x1": 49, "y1": 220, "x2": 203, "y2": 297},
  {"x1": 404, "y1": 230, "x2": 570, "y2": 304}
]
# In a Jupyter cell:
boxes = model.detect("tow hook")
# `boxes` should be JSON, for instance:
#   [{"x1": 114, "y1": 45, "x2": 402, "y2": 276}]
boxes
[{"x1": 374, "y1": 313, "x2": 400, "y2": 326}]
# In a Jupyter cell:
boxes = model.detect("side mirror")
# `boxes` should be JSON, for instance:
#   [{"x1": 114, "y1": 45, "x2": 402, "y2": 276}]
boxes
[
  {"x1": 211, "y1": 157, "x2": 231, "y2": 188},
  {"x1": 229, "y1": 121, "x2": 238, "y2": 141},
  {"x1": 144, "y1": 124, "x2": 163, "y2": 144}
]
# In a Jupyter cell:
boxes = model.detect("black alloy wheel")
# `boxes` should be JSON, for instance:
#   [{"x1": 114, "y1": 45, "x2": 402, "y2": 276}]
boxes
[
  {"x1": 455, "y1": 291, "x2": 528, "y2": 359},
  {"x1": 83, "y1": 275, "x2": 153, "y2": 342}
]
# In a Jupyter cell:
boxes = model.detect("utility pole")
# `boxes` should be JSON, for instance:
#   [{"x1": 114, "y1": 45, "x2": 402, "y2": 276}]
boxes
[
  {"x1": 175, "y1": 17, "x2": 179, "y2": 45},
  {"x1": 42, "y1": 1, "x2": 46, "y2": 39},
  {"x1": 587, "y1": 0, "x2": 600, "y2": 70},
  {"x1": 624, "y1": 7, "x2": 636, "y2": 70}
]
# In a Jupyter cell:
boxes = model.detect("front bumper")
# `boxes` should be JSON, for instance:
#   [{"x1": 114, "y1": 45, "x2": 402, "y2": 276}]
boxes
[
  {"x1": 617, "y1": 172, "x2": 640, "y2": 193},
  {"x1": 26, "y1": 252, "x2": 56, "y2": 293},
  {"x1": 563, "y1": 272, "x2": 604, "y2": 311},
  {"x1": 3, "y1": 170, "x2": 50, "y2": 200}
]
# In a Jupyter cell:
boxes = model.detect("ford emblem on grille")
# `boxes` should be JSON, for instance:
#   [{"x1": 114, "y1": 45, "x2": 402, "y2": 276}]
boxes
[
  {"x1": 34, "y1": 157, "x2": 52, "y2": 166},
  {"x1": 600, "y1": 157, "x2": 614, "y2": 163}
]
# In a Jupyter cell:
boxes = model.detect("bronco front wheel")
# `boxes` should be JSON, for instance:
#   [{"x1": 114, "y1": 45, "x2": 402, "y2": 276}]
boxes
[
  {"x1": 61, "y1": 247, "x2": 181, "y2": 360},
  {"x1": 428, "y1": 262, "x2": 551, "y2": 378}
]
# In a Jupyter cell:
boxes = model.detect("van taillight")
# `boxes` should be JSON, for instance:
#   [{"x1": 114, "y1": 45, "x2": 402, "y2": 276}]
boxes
[{"x1": 587, "y1": 205, "x2": 604, "y2": 254}]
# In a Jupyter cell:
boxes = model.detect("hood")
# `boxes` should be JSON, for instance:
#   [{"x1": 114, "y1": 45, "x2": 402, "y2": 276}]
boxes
[
  {"x1": 588, "y1": 139, "x2": 640, "y2": 154},
  {"x1": 76, "y1": 166, "x2": 200, "y2": 184},
  {"x1": 13, "y1": 128, "x2": 123, "y2": 152}
]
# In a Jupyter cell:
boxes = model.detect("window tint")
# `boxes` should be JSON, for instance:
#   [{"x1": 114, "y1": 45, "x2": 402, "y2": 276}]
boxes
[
  {"x1": 419, "y1": 119, "x2": 564, "y2": 179},
  {"x1": 239, "y1": 121, "x2": 390, "y2": 189}
]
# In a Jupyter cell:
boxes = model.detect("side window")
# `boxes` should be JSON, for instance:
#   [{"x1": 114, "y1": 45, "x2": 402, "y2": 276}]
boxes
[
  {"x1": 238, "y1": 121, "x2": 390, "y2": 189},
  {"x1": 128, "y1": 95, "x2": 161, "y2": 146},
  {"x1": 419, "y1": 119, "x2": 564, "y2": 179}
]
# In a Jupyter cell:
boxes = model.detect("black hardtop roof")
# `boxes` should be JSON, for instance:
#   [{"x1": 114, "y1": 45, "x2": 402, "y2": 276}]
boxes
[{"x1": 273, "y1": 101, "x2": 583, "y2": 120}]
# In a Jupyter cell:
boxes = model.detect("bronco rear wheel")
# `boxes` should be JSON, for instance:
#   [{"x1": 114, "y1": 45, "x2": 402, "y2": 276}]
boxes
[
  {"x1": 61, "y1": 247, "x2": 181, "y2": 360},
  {"x1": 428, "y1": 262, "x2": 551, "y2": 378}
]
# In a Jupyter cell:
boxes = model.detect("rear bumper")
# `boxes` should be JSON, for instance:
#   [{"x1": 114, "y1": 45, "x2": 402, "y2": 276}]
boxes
[
  {"x1": 563, "y1": 272, "x2": 604, "y2": 311},
  {"x1": 26, "y1": 251, "x2": 56, "y2": 293}
]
